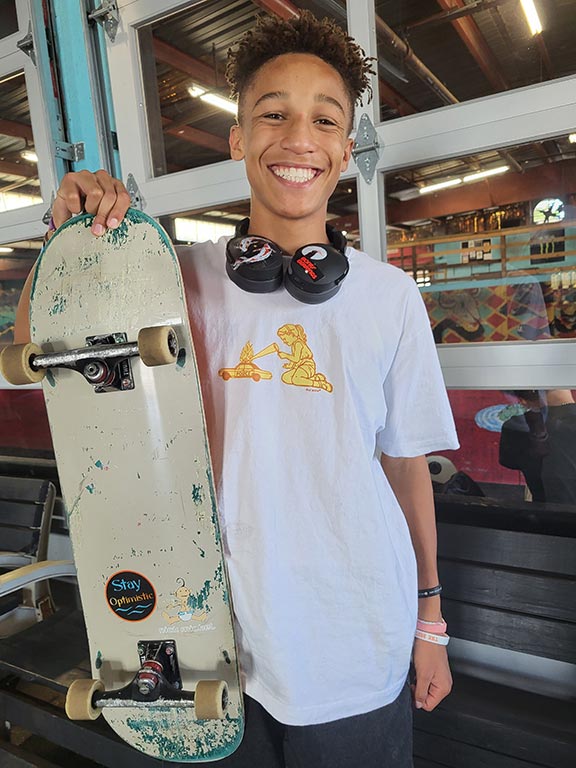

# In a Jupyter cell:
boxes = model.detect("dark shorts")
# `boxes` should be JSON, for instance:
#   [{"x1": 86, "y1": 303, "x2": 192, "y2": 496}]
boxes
[{"x1": 221, "y1": 682, "x2": 414, "y2": 768}]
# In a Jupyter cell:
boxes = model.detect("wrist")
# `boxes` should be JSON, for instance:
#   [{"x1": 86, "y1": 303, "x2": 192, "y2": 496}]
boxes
[{"x1": 418, "y1": 594, "x2": 442, "y2": 622}]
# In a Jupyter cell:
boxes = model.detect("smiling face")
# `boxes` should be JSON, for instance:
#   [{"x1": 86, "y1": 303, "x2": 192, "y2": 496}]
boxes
[{"x1": 229, "y1": 54, "x2": 354, "y2": 251}]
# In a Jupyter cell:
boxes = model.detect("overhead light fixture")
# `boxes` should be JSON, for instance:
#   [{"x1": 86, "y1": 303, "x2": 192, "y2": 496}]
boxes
[
  {"x1": 0, "y1": 246, "x2": 14, "y2": 254},
  {"x1": 463, "y1": 165, "x2": 509, "y2": 183},
  {"x1": 21, "y1": 150, "x2": 38, "y2": 163},
  {"x1": 569, "y1": 133, "x2": 576, "y2": 144},
  {"x1": 520, "y1": 0, "x2": 542, "y2": 36},
  {"x1": 188, "y1": 84, "x2": 237, "y2": 116},
  {"x1": 419, "y1": 178, "x2": 462, "y2": 195}
]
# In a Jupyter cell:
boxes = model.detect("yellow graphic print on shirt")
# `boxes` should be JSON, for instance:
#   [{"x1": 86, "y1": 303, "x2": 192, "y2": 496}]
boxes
[{"x1": 218, "y1": 324, "x2": 333, "y2": 393}]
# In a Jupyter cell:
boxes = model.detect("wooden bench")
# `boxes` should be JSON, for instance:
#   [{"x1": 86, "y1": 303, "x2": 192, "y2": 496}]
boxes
[{"x1": 414, "y1": 495, "x2": 576, "y2": 768}]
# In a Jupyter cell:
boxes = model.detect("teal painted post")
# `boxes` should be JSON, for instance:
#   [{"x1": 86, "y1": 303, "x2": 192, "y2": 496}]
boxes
[{"x1": 50, "y1": 0, "x2": 118, "y2": 174}]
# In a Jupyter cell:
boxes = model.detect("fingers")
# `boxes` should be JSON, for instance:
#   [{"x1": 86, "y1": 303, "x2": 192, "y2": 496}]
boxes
[
  {"x1": 412, "y1": 671, "x2": 452, "y2": 712},
  {"x1": 89, "y1": 171, "x2": 131, "y2": 235},
  {"x1": 51, "y1": 170, "x2": 131, "y2": 235},
  {"x1": 413, "y1": 673, "x2": 432, "y2": 710}
]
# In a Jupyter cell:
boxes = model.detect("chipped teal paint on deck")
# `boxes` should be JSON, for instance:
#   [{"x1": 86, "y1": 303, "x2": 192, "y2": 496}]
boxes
[
  {"x1": 125, "y1": 714, "x2": 244, "y2": 762},
  {"x1": 30, "y1": 208, "x2": 179, "y2": 306},
  {"x1": 189, "y1": 578, "x2": 213, "y2": 612},
  {"x1": 95, "y1": 651, "x2": 103, "y2": 670},
  {"x1": 206, "y1": 467, "x2": 222, "y2": 548},
  {"x1": 192, "y1": 484, "x2": 204, "y2": 505},
  {"x1": 45, "y1": 370, "x2": 56, "y2": 388},
  {"x1": 48, "y1": 295, "x2": 67, "y2": 316}
]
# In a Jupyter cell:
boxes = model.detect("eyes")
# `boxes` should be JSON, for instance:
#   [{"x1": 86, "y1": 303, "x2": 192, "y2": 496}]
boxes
[{"x1": 260, "y1": 112, "x2": 339, "y2": 128}]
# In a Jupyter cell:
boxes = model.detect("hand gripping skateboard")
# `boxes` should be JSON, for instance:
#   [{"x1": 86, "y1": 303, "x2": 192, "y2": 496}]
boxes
[{"x1": 0, "y1": 210, "x2": 244, "y2": 761}]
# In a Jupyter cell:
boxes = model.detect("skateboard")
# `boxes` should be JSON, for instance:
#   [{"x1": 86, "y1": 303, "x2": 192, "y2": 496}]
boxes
[{"x1": 0, "y1": 209, "x2": 244, "y2": 761}]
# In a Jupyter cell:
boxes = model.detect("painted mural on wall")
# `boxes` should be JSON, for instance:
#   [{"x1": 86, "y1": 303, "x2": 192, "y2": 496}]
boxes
[{"x1": 424, "y1": 279, "x2": 576, "y2": 342}]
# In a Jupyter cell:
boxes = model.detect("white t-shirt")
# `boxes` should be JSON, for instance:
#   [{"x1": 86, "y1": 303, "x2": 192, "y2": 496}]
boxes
[{"x1": 177, "y1": 239, "x2": 458, "y2": 726}]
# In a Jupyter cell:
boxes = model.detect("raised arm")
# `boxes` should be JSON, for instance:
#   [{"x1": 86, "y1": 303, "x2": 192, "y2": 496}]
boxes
[{"x1": 13, "y1": 171, "x2": 130, "y2": 343}]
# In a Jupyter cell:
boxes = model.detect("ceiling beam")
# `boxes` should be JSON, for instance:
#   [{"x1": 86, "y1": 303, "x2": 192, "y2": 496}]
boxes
[
  {"x1": 152, "y1": 37, "x2": 220, "y2": 88},
  {"x1": 387, "y1": 160, "x2": 576, "y2": 225},
  {"x1": 406, "y1": 0, "x2": 514, "y2": 30},
  {"x1": 436, "y1": 0, "x2": 508, "y2": 91},
  {"x1": 161, "y1": 117, "x2": 229, "y2": 155},
  {"x1": 0, "y1": 160, "x2": 37, "y2": 178},
  {"x1": 0, "y1": 118, "x2": 34, "y2": 142}
]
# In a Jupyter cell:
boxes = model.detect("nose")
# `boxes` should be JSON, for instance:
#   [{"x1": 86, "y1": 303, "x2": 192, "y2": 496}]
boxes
[{"x1": 280, "y1": 114, "x2": 317, "y2": 154}]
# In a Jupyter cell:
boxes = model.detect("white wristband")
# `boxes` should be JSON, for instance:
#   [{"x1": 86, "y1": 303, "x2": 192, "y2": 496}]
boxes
[{"x1": 415, "y1": 629, "x2": 450, "y2": 646}]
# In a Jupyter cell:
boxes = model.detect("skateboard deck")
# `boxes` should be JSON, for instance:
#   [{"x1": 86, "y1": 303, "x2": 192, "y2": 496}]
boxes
[{"x1": 20, "y1": 209, "x2": 243, "y2": 761}]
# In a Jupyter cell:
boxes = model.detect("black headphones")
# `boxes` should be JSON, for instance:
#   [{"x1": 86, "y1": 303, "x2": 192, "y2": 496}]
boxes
[{"x1": 225, "y1": 218, "x2": 349, "y2": 304}]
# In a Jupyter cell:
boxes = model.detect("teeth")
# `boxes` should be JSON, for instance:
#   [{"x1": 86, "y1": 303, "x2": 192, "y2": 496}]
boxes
[{"x1": 273, "y1": 166, "x2": 316, "y2": 183}]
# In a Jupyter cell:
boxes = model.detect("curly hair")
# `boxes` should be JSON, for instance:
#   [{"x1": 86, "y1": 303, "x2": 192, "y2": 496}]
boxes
[{"x1": 226, "y1": 11, "x2": 374, "y2": 129}]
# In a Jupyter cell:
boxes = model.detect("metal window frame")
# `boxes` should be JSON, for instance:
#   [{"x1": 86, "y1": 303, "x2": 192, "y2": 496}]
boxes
[{"x1": 0, "y1": 0, "x2": 59, "y2": 243}]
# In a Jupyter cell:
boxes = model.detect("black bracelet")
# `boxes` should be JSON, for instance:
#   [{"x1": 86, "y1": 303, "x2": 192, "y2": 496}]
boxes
[{"x1": 418, "y1": 585, "x2": 442, "y2": 598}]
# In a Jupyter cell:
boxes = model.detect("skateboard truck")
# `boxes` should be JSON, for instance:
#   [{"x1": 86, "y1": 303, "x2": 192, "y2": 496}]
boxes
[
  {"x1": 66, "y1": 640, "x2": 228, "y2": 721},
  {"x1": 0, "y1": 325, "x2": 180, "y2": 392}
]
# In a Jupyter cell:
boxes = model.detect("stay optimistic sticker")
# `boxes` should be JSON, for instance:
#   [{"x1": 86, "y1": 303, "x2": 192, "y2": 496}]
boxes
[{"x1": 105, "y1": 570, "x2": 156, "y2": 622}]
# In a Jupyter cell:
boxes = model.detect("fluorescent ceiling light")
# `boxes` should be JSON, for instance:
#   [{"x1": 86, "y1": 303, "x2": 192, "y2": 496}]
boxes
[
  {"x1": 188, "y1": 85, "x2": 237, "y2": 116},
  {"x1": 520, "y1": 0, "x2": 542, "y2": 35},
  {"x1": 21, "y1": 150, "x2": 38, "y2": 163},
  {"x1": 419, "y1": 178, "x2": 462, "y2": 195},
  {"x1": 463, "y1": 165, "x2": 509, "y2": 182},
  {"x1": 0, "y1": 246, "x2": 14, "y2": 254},
  {"x1": 569, "y1": 133, "x2": 576, "y2": 144}
]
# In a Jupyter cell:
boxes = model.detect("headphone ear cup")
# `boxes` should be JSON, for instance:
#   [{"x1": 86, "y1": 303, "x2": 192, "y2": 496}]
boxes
[
  {"x1": 226, "y1": 236, "x2": 284, "y2": 293},
  {"x1": 285, "y1": 244, "x2": 349, "y2": 304}
]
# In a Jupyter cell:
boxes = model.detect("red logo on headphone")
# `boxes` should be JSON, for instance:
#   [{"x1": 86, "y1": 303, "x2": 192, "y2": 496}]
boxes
[{"x1": 296, "y1": 256, "x2": 319, "y2": 280}]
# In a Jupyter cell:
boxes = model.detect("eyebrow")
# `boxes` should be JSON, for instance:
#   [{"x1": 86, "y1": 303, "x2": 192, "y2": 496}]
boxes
[{"x1": 253, "y1": 90, "x2": 346, "y2": 115}]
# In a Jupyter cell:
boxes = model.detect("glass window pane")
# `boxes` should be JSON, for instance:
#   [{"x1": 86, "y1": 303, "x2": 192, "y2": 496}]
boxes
[
  {"x1": 0, "y1": 71, "x2": 41, "y2": 212},
  {"x1": 432, "y1": 388, "x2": 576, "y2": 509},
  {"x1": 384, "y1": 137, "x2": 576, "y2": 342},
  {"x1": 0, "y1": 237, "x2": 53, "y2": 458},
  {"x1": 138, "y1": 0, "x2": 347, "y2": 177},
  {"x1": 0, "y1": 0, "x2": 18, "y2": 41},
  {"x1": 163, "y1": 177, "x2": 357, "y2": 245},
  {"x1": 375, "y1": 1, "x2": 576, "y2": 122}
]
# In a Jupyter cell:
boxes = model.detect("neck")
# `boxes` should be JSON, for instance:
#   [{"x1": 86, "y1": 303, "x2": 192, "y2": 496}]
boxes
[{"x1": 248, "y1": 209, "x2": 329, "y2": 255}]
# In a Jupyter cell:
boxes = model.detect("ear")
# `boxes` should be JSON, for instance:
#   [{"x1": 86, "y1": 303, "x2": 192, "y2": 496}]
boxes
[
  {"x1": 340, "y1": 137, "x2": 354, "y2": 172},
  {"x1": 229, "y1": 123, "x2": 245, "y2": 161}
]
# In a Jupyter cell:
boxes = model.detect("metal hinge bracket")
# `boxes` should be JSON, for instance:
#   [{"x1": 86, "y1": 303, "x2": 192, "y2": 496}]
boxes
[
  {"x1": 126, "y1": 174, "x2": 146, "y2": 210},
  {"x1": 352, "y1": 113, "x2": 381, "y2": 184},
  {"x1": 16, "y1": 22, "x2": 36, "y2": 65},
  {"x1": 55, "y1": 141, "x2": 86, "y2": 163},
  {"x1": 88, "y1": 1, "x2": 120, "y2": 43}
]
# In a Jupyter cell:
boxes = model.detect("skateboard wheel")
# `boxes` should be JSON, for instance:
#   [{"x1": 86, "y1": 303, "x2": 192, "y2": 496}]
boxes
[
  {"x1": 194, "y1": 680, "x2": 228, "y2": 719},
  {"x1": 0, "y1": 343, "x2": 45, "y2": 385},
  {"x1": 138, "y1": 326, "x2": 178, "y2": 366},
  {"x1": 65, "y1": 678, "x2": 104, "y2": 721}
]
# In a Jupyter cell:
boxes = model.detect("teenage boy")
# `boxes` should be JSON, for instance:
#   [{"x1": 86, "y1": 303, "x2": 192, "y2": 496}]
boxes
[{"x1": 16, "y1": 12, "x2": 458, "y2": 767}]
